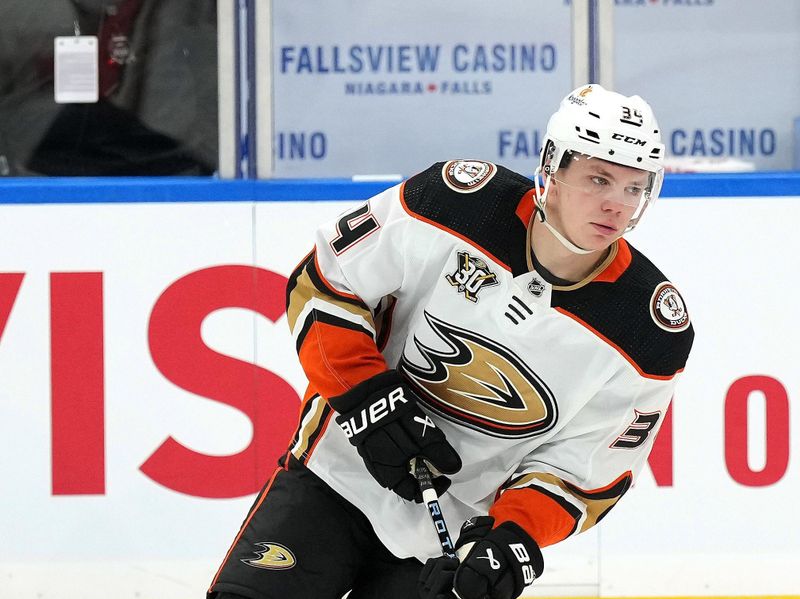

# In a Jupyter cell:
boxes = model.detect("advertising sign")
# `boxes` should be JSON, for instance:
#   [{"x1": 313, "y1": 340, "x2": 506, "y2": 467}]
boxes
[
  {"x1": 271, "y1": 1, "x2": 573, "y2": 177},
  {"x1": 270, "y1": 1, "x2": 800, "y2": 176},
  {"x1": 615, "y1": 0, "x2": 800, "y2": 171}
]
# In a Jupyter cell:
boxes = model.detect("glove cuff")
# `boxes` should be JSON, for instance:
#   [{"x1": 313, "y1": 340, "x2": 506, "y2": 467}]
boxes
[
  {"x1": 494, "y1": 521, "x2": 545, "y2": 582},
  {"x1": 328, "y1": 369, "x2": 404, "y2": 413}
]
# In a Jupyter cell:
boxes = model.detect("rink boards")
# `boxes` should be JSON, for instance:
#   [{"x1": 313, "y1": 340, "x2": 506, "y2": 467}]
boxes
[{"x1": 1, "y1": 173, "x2": 799, "y2": 598}]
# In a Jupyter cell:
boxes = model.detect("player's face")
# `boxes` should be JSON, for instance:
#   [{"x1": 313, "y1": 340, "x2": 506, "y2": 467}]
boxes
[{"x1": 547, "y1": 155, "x2": 646, "y2": 251}]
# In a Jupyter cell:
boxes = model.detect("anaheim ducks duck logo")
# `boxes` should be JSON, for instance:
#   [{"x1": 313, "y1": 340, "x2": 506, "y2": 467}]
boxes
[
  {"x1": 401, "y1": 312, "x2": 557, "y2": 438},
  {"x1": 241, "y1": 542, "x2": 296, "y2": 570}
]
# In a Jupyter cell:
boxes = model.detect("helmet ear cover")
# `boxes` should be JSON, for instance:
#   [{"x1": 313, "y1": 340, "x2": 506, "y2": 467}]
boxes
[{"x1": 559, "y1": 150, "x2": 574, "y2": 170}]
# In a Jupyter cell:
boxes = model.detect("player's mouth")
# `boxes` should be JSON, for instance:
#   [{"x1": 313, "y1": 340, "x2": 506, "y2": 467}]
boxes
[{"x1": 591, "y1": 222, "x2": 618, "y2": 236}]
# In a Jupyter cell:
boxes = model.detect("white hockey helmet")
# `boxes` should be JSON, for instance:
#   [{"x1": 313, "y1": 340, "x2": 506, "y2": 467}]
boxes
[{"x1": 535, "y1": 84, "x2": 665, "y2": 236}]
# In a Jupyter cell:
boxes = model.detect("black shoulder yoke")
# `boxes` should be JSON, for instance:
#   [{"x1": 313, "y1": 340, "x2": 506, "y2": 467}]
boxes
[
  {"x1": 402, "y1": 161, "x2": 534, "y2": 273},
  {"x1": 552, "y1": 243, "x2": 694, "y2": 378}
]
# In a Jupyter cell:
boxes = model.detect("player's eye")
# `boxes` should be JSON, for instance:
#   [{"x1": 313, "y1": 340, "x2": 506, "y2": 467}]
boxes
[
  {"x1": 590, "y1": 175, "x2": 610, "y2": 187},
  {"x1": 625, "y1": 186, "x2": 643, "y2": 196}
]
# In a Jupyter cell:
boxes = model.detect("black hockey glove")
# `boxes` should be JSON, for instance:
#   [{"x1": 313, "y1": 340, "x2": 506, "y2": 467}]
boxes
[
  {"x1": 418, "y1": 516, "x2": 544, "y2": 599},
  {"x1": 329, "y1": 370, "x2": 461, "y2": 502},
  {"x1": 417, "y1": 554, "x2": 459, "y2": 599}
]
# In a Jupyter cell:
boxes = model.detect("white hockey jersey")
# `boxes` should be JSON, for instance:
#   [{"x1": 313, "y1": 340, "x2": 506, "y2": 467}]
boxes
[{"x1": 284, "y1": 160, "x2": 694, "y2": 561}]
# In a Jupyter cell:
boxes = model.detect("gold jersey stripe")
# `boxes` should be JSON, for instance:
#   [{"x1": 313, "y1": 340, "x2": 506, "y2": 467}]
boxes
[
  {"x1": 506, "y1": 471, "x2": 623, "y2": 533},
  {"x1": 286, "y1": 265, "x2": 375, "y2": 332},
  {"x1": 291, "y1": 396, "x2": 328, "y2": 462}
]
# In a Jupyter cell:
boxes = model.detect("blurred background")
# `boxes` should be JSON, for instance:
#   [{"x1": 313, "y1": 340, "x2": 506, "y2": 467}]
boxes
[
  {"x1": 1, "y1": 0, "x2": 797, "y2": 179},
  {"x1": 0, "y1": 1, "x2": 798, "y2": 599}
]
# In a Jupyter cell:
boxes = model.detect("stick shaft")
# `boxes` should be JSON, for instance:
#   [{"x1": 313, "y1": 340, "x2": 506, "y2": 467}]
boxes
[{"x1": 413, "y1": 459, "x2": 457, "y2": 558}]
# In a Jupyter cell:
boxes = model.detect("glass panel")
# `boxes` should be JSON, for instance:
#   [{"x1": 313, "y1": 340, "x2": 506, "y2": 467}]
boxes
[
  {"x1": 271, "y1": 0, "x2": 573, "y2": 178},
  {"x1": 614, "y1": 0, "x2": 800, "y2": 172},
  {"x1": 0, "y1": 0, "x2": 218, "y2": 176}
]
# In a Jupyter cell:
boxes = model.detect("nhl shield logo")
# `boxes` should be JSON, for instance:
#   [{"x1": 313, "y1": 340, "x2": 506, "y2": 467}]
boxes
[
  {"x1": 446, "y1": 251, "x2": 499, "y2": 302},
  {"x1": 527, "y1": 277, "x2": 546, "y2": 297}
]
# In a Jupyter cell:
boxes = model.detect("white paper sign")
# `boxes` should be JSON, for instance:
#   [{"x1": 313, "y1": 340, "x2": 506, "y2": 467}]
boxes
[{"x1": 54, "y1": 36, "x2": 99, "y2": 104}]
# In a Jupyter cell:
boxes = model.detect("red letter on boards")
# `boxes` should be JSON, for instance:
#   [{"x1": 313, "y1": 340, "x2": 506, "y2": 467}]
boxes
[
  {"x1": 144, "y1": 266, "x2": 300, "y2": 498},
  {"x1": 51, "y1": 273, "x2": 106, "y2": 495}
]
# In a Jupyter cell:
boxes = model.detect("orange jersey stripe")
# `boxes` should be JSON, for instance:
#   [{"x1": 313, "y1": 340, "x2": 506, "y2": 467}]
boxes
[
  {"x1": 594, "y1": 238, "x2": 633, "y2": 283},
  {"x1": 302, "y1": 384, "x2": 318, "y2": 402},
  {"x1": 514, "y1": 188, "x2": 537, "y2": 226},
  {"x1": 490, "y1": 486, "x2": 578, "y2": 548},
  {"x1": 555, "y1": 306, "x2": 681, "y2": 381},
  {"x1": 298, "y1": 320, "x2": 388, "y2": 398}
]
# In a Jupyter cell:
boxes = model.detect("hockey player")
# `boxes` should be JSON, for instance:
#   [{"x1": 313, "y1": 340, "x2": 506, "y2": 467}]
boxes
[{"x1": 207, "y1": 84, "x2": 694, "y2": 599}]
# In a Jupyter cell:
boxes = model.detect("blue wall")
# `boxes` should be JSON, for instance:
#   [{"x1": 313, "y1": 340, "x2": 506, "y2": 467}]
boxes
[{"x1": 1, "y1": 172, "x2": 799, "y2": 204}]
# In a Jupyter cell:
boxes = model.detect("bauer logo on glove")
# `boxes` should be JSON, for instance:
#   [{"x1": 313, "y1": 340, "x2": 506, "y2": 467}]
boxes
[
  {"x1": 329, "y1": 370, "x2": 461, "y2": 503},
  {"x1": 338, "y1": 386, "x2": 408, "y2": 439}
]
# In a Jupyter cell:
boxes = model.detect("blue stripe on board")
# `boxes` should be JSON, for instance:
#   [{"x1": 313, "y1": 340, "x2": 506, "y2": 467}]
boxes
[
  {"x1": 0, "y1": 172, "x2": 799, "y2": 204},
  {"x1": 662, "y1": 171, "x2": 800, "y2": 198}
]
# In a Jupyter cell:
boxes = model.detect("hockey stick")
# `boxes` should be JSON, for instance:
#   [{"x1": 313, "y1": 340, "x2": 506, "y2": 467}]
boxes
[{"x1": 412, "y1": 458, "x2": 457, "y2": 559}]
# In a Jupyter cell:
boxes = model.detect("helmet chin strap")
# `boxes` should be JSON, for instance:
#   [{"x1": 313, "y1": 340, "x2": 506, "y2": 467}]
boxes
[{"x1": 533, "y1": 167, "x2": 599, "y2": 256}]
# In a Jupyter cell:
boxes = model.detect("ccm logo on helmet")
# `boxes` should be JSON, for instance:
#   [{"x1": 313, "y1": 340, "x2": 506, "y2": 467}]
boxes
[
  {"x1": 339, "y1": 387, "x2": 408, "y2": 438},
  {"x1": 611, "y1": 133, "x2": 647, "y2": 146}
]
